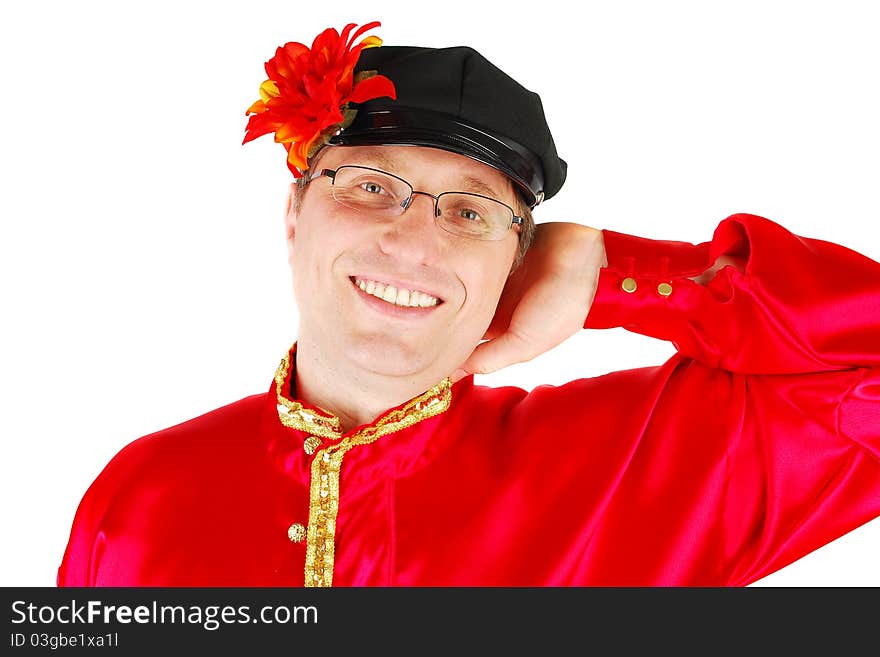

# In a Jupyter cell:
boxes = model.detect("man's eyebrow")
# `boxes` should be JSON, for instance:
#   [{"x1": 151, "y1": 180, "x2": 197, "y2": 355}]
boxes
[
  {"x1": 351, "y1": 151, "x2": 402, "y2": 173},
  {"x1": 457, "y1": 176, "x2": 504, "y2": 201},
  {"x1": 344, "y1": 151, "x2": 507, "y2": 200}
]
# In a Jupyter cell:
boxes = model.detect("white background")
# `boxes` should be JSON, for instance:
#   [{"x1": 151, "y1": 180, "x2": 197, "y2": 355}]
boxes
[{"x1": 2, "y1": 0, "x2": 878, "y2": 587}]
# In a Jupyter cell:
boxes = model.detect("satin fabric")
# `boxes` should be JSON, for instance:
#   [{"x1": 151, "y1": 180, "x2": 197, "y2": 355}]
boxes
[{"x1": 57, "y1": 213, "x2": 880, "y2": 586}]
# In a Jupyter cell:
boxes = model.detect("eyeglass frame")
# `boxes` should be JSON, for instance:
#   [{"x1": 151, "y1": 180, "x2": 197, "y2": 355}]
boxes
[{"x1": 304, "y1": 165, "x2": 524, "y2": 240}]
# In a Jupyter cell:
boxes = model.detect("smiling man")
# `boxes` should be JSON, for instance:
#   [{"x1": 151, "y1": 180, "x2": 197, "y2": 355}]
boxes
[{"x1": 57, "y1": 23, "x2": 880, "y2": 587}]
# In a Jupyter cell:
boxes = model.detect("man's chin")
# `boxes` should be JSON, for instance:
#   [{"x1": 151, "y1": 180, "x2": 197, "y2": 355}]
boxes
[{"x1": 344, "y1": 336, "x2": 448, "y2": 380}]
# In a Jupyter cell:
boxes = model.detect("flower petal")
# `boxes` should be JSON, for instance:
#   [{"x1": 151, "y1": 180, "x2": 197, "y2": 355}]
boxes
[
  {"x1": 259, "y1": 80, "x2": 280, "y2": 102},
  {"x1": 347, "y1": 21, "x2": 381, "y2": 49},
  {"x1": 338, "y1": 23, "x2": 357, "y2": 52},
  {"x1": 347, "y1": 74, "x2": 397, "y2": 104},
  {"x1": 242, "y1": 113, "x2": 280, "y2": 143},
  {"x1": 287, "y1": 139, "x2": 311, "y2": 173},
  {"x1": 245, "y1": 99, "x2": 267, "y2": 115},
  {"x1": 360, "y1": 36, "x2": 382, "y2": 49}
]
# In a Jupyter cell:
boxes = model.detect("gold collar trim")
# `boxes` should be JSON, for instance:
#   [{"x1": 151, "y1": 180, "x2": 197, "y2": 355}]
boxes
[
  {"x1": 273, "y1": 346, "x2": 452, "y2": 442},
  {"x1": 274, "y1": 351, "x2": 343, "y2": 439}
]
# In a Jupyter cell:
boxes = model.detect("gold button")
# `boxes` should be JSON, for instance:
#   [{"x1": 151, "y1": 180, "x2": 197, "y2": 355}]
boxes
[
  {"x1": 621, "y1": 277, "x2": 637, "y2": 293},
  {"x1": 303, "y1": 435, "x2": 322, "y2": 455},
  {"x1": 287, "y1": 522, "x2": 306, "y2": 543},
  {"x1": 657, "y1": 282, "x2": 673, "y2": 297}
]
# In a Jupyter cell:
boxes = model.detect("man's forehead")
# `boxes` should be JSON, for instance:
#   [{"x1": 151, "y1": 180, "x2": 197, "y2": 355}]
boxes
[
  {"x1": 322, "y1": 145, "x2": 515, "y2": 201},
  {"x1": 326, "y1": 145, "x2": 399, "y2": 172}
]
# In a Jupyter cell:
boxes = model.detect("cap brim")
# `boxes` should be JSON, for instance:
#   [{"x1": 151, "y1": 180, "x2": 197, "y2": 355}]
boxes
[{"x1": 329, "y1": 105, "x2": 545, "y2": 207}]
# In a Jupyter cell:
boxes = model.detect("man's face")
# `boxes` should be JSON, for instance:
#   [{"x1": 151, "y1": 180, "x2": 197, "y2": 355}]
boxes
[{"x1": 285, "y1": 144, "x2": 520, "y2": 381}]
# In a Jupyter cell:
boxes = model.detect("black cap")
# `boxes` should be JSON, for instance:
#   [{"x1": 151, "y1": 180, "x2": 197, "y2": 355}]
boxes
[{"x1": 328, "y1": 45, "x2": 567, "y2": 207}]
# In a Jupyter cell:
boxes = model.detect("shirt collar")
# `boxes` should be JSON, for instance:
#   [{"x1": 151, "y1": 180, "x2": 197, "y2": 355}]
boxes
[{"x1": 272, "y1": 342, "x2": 453, "y2": 442}]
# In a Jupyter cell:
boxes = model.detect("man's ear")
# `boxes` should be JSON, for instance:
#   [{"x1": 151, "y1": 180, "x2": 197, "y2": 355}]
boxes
[{"x1": 284, "y1": 182, "x2": 298, "y2": 241}]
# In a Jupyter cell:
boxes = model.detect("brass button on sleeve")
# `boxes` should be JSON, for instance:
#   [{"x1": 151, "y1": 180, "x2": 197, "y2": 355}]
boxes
[
  {"x1": 657, "y1": 282, "x2": 673, "y2": 297},
  {"x1": 288, "y1": 523, "x2": 306, "y2": 543},
  {"x1": 621, "y1": 277, "x2": 638, "y2": 293}
]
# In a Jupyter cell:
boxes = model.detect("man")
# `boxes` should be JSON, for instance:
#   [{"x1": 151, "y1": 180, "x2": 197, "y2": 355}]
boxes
[{"x1": 57, "y1": 22, "x2": 880, "y2": 586}]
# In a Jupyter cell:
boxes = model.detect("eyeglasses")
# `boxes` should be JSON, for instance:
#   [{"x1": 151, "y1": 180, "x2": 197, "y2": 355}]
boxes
[{"x1": 305, "y1": 165, "x2": 523, "y2": 241}]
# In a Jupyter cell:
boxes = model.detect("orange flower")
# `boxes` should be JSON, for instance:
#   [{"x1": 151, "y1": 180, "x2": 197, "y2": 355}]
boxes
[{"x1": 243, "y1": 21, "x2": 397, "y2": 177}]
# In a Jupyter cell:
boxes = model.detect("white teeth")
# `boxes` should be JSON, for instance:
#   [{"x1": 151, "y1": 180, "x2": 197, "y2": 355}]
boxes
[{"x1": 353, "y1": 278, "x2": 440, "y2": 308}]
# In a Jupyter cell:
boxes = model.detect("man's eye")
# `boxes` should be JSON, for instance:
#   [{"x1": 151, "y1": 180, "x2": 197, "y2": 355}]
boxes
[
  {"x1": 459, "y1": 208, "x2": 482, "y2": 222},
  {"x1": 360, "y1": 182, "x2": 385, "y2": 195}
]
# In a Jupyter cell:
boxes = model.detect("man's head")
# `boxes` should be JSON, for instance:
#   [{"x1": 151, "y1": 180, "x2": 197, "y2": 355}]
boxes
[{"x1": 284, "y1": 143, "x2": 525, "y2": 381}]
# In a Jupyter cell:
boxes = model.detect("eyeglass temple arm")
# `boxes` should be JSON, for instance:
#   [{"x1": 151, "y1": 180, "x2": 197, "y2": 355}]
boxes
[{"x1": 306, "y1": 168, "x2": 336, "y2": 183}]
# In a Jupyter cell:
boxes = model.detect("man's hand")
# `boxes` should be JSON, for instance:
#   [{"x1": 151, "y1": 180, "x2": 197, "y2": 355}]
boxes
[{"x1": 452, "y1": 222, "x2": 608, "y2": 382}]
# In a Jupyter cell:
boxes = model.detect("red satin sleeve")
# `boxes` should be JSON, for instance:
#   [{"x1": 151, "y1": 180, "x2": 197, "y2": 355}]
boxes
[
  {"x1": 586, "y1": 212, "x2": 880, "y2": 374},
  {"x1": 583, "y1": 212, "x2": 880, "y2": 583}
]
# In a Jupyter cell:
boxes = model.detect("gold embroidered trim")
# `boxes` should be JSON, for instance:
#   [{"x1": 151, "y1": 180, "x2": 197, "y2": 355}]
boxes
[
  {"x1": 274, "y1": 352, "x2": 342, "y2": 439},
  {"x1": 303, "y1": 378, "x2": 452, "y2": 587}
]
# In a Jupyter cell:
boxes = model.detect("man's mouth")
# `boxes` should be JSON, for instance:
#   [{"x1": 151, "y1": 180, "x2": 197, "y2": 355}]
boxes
[{"x1": 352, "y1": 277, "x2": 442, "y2": 308}]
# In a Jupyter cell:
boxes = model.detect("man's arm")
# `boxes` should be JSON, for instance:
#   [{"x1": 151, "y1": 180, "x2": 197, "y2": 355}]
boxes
[
  {"x1": 457, "y1": 213, "x2": 879, "y2": 377},
  {"x1": 586, "y1": 212, "x2": 879, "y2": 374},
  {"x1": 463, "y1": 214, "x2": 879, "y2": 583}
]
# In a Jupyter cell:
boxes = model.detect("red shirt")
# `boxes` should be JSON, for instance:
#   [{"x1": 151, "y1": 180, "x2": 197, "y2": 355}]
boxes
[{"x1": 57, "y1": 213, "x2": 880, "y2": 586}]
